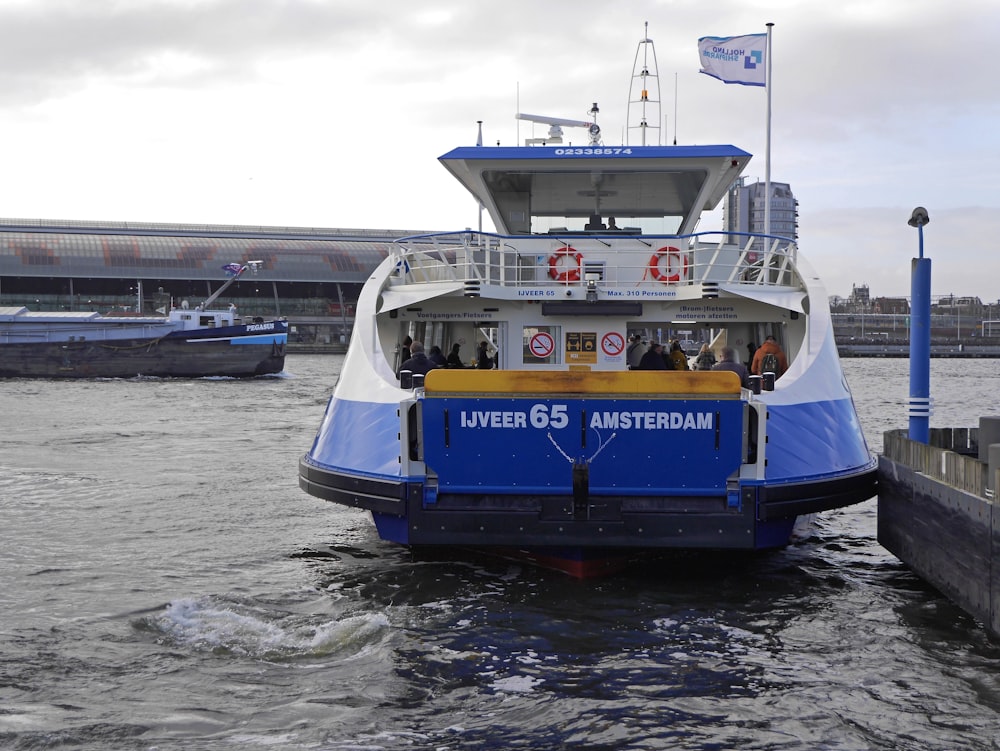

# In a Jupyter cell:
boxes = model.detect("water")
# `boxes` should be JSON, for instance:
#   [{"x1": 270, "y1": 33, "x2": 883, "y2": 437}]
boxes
[{"x1": 2, "y1": 357, "x2": 1000, "y2": 750}]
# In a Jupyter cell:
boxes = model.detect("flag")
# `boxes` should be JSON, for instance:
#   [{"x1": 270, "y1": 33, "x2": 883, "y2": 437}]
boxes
[
  {"x1": 698, "y1": 34, "x2": 767, "y2": 87},
  {"x1": 221, "y1": 263, "x2": 243, "y2": 276}
]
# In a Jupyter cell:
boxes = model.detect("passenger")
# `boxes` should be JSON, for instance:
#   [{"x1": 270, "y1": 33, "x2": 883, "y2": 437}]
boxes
[
  {"x1": 712, "y1": 346, "x2": 750, "y2": 388},
  {"x1": 660, "y1": 344, "x2": 675, "y2": 370},
  {"x1": 400, "y1": 335, "x2": 412, "y2": 364},
  {"x1": 476, "y1": 340, "x2": 494, "y2": 369},
  {"x1": 751, "y1": 335, "x2": 789, "y2": 377},
  {"x1": 427, "y1": 344, "x2": 447, "y2": 367},
  {"x1": 398, "y1": 340, "x2": 436, "y2": 377},
  {"x1": 607, "y1": 217, "x2": 620, "y2": 230},
  {"x1": 693, "y1": 343, "x2": 716, "y2": 371},
  {"x1": 745, "y1": 342, "x2": 756, "y2": 369},
  {"x1": 637, "y1": 341, "x2": 667, "y2": 370},
  {"x1": 626, "y1": 334, "x2": 644, "y2": 370},
  {"x1": 446, "y1": 343, "x2": 465, "y2": 368},
  {"x1": 668, "y1": 340, "x2": 689, "y2": 371}
]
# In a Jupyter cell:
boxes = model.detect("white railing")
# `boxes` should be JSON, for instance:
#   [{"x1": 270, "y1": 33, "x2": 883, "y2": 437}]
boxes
[{"x1": 389, "y1": 231, "x2": 801, "y2": 291}]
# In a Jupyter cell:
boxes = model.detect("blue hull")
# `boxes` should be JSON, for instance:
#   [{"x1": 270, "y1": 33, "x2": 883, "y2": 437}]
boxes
[{"x1": 299, "y1": 379, "x2": 877, "y2": 565}]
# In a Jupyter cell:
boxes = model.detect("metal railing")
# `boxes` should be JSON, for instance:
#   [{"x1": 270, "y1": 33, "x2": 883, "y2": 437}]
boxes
[{"x1": 389, "y1": 231, "x2": 801, "y2": 291}]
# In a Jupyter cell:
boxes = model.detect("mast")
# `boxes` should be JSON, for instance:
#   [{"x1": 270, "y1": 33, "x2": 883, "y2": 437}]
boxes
[
  {"x1": 626, "y1": 22, "x2": 661, "y2": 146},
  {"x1": 200, "y1": 261, "x2": 262, "y2": 310}
]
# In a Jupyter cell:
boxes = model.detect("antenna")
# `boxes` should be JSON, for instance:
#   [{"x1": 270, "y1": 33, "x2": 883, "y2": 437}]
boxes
[
  {"x1": 673, "y1": 72, "x2": 678, "y2": 145},
  {"x1": 515, "y1": 108, "x2": 601, "y2": 146},
  {"x1": 626, "y1": 21, "x2": 661, "y2": 146}
]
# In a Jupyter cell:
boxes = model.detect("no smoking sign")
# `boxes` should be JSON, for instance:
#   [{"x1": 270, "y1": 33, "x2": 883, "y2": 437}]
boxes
[{"x1": 529, "y1": 331, "x2": 555, "y2": 358}]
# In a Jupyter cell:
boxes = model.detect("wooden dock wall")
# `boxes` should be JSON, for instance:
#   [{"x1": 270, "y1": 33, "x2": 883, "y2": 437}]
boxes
[{"x1": 878, "y1": 428, "x2": 1000, "y2": 636}]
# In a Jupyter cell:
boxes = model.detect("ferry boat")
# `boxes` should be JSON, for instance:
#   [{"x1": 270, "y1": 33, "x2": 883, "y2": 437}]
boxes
[
  {"x1": 298, "y1": 112, "x2": 877, "y2": 576},
  {"x1": 0, "y1": 261, "x2": 287, "y2": 378}
]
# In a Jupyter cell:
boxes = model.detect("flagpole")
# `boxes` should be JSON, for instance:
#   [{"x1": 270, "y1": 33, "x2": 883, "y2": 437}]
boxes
[
  {"x1": 764, "y1": 22, "x2": 773, "y2": 237},
  {"x1": 477, "y1": 120, "x2": 484, "y2": 233}
]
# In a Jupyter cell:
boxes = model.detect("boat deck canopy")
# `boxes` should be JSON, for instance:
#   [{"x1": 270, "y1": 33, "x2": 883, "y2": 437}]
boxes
[{"x1": 439, "y1": 145, "x2": 752, "y2": 236}]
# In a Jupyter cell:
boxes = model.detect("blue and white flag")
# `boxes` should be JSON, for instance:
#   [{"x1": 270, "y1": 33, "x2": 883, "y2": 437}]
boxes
[
  {"x1": 221, "y1": 262, "x2": 244, "y2": 276},
  {"x1": 698, "y1": 34, "x2": 767, "y2": 87}
]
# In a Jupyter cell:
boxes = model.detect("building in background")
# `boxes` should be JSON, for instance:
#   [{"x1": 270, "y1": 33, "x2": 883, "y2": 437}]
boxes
[
  {"x1": 829, "y1": 283, "x2": 1000, "y2": 355},
  {"x1": 723, "y1": 177, "x2": 799, "y2": 243},
  {"x1": 4, "y1": 216, "x2": 997, "y2": 357},
  {"x1": 0, "y1": 218, "x2": 420, "y2": 350}
]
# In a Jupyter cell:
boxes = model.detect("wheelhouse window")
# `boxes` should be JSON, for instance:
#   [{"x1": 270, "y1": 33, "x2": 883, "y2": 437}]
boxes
[{"x1": 482, "y1": 168, "x2": 704, "y2": 235}]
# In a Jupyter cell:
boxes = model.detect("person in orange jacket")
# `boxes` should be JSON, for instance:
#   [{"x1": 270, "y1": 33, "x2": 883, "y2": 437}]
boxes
[{"x1": 751, "y1": 335, "x2": 789, "y2": 377}]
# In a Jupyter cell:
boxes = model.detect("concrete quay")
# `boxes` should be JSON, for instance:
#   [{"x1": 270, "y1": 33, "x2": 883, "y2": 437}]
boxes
[{"x1": 878, "y1": 419, "x2": 1000, "y2": 636}]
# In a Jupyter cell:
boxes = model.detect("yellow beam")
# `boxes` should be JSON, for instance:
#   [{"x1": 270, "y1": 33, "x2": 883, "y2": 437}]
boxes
[{"x1": 423, "y1": 369, "x2": 742, "y2": 396}]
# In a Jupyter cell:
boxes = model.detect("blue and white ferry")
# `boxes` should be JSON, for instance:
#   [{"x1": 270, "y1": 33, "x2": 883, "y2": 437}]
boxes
[{"x1": 299, "y1": 113, "x2": 877, "y2": 575}]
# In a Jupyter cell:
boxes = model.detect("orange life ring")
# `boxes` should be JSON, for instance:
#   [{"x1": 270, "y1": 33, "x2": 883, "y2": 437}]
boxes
[
  {"x1": 648, "y1": 246, "x2": 687, "y2": 283},
  {"x1": 548, "y1": 246, "x2": 582, "y2": 283}
]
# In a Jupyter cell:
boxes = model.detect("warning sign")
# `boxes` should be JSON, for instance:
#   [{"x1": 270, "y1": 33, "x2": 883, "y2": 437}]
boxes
[
  {"x1": 566, "y1": 332, "x2": 597, "y2": 364},
  {"x1": 601, "y1": 332, "x2": 625, "y2": 357}
]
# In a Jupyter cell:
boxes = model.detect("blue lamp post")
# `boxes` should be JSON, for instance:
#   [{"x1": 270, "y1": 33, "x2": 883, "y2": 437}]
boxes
[{"x1": 908, "y1": 207, "x2": 931, "y2": 443}]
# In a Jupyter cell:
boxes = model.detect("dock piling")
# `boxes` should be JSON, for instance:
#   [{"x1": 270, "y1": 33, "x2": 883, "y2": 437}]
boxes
[{"x1": 907, "y1": 207, "x2": 931, "y2": 444}]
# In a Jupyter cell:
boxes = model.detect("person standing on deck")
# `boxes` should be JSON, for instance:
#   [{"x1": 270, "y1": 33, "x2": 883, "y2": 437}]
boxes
[
  {"x1": 712, "y1": 346, "x2": 750, "y2": 388},
  {"x1": 693, "y1": 343, "x2": 716, "y2": 371},
  {"x1": 637, "y1": 342, "x2": 667, "y2": 370},
  {"x1": 427, "y1": 345, "x2": 447, "y2": 368},
  {"x1": 626, "y1": 334, "x2": 644, "y2": 369},
  {"x1": 668, "y1": 340, "x2": 689, "y2": 371},
  {"x1": 399, "y1": 341, "x2": 436, "y2": 377},
  {"x1": 751, "y1": 335, "x2": 789, "y2": 378},
  {"x1": 446, "y1": 343, "x2": 465, "y2": 368},
  {"x1": 476, "y1": 341, "x2": 494, "y2": 369}
]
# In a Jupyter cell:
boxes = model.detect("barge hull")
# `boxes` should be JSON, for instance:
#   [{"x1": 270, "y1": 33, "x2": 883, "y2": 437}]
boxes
[{"x1": 0, "y1": 336, "x2": 285, "y2": 378}]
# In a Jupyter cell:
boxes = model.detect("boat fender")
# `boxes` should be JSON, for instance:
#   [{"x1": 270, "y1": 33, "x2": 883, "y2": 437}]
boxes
[
  {"x1": 548, "y1": 246, "x2": 583, "y2": 283},
  {"x1": 648, "y1": 246, "x2": 687, "y2": 283}
]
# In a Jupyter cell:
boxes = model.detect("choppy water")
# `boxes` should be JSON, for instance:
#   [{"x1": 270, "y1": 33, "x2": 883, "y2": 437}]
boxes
[{"x1": 2, "y1": 356, "x2": 1000, "y2": 750}]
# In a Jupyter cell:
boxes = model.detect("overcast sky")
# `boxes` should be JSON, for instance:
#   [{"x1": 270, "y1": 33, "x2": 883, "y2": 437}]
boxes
[{"x1": 0, "y1": 0, "x2": 997, "y2": 301}]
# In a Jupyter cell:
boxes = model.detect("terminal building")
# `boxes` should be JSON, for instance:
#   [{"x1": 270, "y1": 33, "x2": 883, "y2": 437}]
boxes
[
  {"x1": 5, "y1": 215, "x2": 995, "y2": 357},
  {"x1": 0, "y1": 218, "x2": 422, "y2": 349},
  {"x1": 0, "y1": 177, "x2": 801, "y2": 350}
]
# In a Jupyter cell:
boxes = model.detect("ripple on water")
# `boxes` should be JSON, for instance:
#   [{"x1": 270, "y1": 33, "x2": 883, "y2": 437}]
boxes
[{"x1": 4, "y1": 356, "x2": 1000, "y2": 749}]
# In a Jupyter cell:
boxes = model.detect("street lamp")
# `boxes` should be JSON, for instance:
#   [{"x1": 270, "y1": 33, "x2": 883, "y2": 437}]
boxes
[{"x1": 908, "y1": 207, "x2": 931, "y2": 443}]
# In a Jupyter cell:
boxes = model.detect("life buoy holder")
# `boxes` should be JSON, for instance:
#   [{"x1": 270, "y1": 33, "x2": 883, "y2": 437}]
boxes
[
  {"x1": 548, "y1": 246, "x2": 582, "y2": 283},
  {"x1": 648, "y1": 246, "x2": 688, "y2": 284}
]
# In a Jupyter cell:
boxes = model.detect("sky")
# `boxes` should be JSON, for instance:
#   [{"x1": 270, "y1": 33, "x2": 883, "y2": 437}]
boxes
[{"x1": 0, "y1": 0, "x2": 998, "y2": 302}]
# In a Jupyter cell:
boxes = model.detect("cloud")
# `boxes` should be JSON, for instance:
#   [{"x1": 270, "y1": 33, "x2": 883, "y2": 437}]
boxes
[
  {"x1": 807, "y1": 206, "x2": 1000, "y2": 302},
  {"x1": 0, "y1": 0, "x2": 996, "y2": 300},
  {"x1": 0, "y1": 0, "x2": 370, "y2": 103}
]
